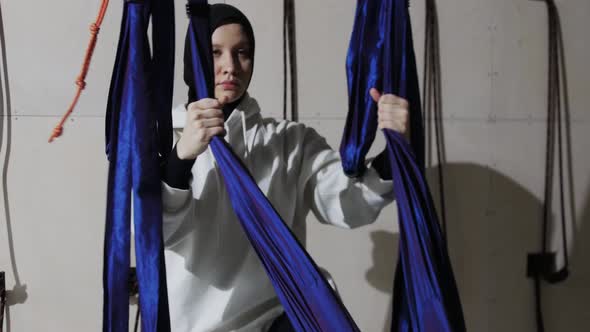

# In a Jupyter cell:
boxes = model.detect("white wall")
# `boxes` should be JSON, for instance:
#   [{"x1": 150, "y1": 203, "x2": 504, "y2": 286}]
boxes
[{"x1": 0, "y1": 0, "x2": 589, "y2": 331}]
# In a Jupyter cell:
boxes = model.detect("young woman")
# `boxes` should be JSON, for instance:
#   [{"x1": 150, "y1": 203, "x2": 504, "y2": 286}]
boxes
[{"x1": 161, "y1": 4, "x2": 410, "y2": 332}]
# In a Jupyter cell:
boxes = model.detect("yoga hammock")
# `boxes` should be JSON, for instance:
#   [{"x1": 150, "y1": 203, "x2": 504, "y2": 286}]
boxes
[
  {"x1": 340, "y1": 0, "x2": 466, "y2": 331},
  {"x1": 185, "y1": 1, "x2": 359, "y2": 330},
  {"x1": 102, "y1": 0, "x2": 174, "y2": 331},
  {"x1": 526, "y1": 1, "x2": 574, "y2": 331}
]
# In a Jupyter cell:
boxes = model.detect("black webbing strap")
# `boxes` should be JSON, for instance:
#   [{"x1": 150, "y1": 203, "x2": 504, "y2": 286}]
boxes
[
  {"x1": 283, "y1": 0, "x2": 298, "y2": 121},
  {"x1": 129, "y1": 267, "x2": 140, "y2": 332},
  {"x1": 1, "y1": 272, "x2": 5, "y2": 332},
  {"x1": 185, "y1": 2, "x2": 208, "y2": 17},
  {"x1": 527, "y1": 1, "x2": 573, "y2": 331},
  {"x1": 423, "y1": 0, "x2": 447, "y2": 241}
]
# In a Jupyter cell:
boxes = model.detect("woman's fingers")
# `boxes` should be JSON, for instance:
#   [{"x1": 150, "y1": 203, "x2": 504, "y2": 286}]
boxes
[
  {"x1": 206, "y1": 126, "x2": 226, "y2": 139},
  {"x1": 370, "y1": 88, "x2": 411, "y2": 139},
  {"x1": 177, "y1": 98, "x2": 226, "y2": 160},
  {"x1": 370, "y1": 88, "x2": 381, "y2": 103},
  {"x1": 189, "y1": 98, "x2": 220, "y2": 111},
  {"x1": 377, "y1": 105, "x2": 410, "y2": 122},
  {"x1": 187, "y1": 108, "x2": 223, "y2": 122},
  {"x1": 194, "y1": 117, "x2": 224, "y2": 129},
  {"x1": 378, "y1": 94, "x2": 409, "y2": 109}
]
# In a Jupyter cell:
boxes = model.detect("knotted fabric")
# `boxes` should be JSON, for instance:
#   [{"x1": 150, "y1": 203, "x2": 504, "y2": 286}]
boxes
[{"x1": 340, "y1": 0, "x2": 466, "y2": 331}]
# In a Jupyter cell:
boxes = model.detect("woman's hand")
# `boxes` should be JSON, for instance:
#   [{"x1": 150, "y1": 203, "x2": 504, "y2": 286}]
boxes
[
  {"x1": 370, "y1": 88, "x2": 410, "y2": 141},
  {"x1": 176, "y1": 98, "x2": 226, "y2": 160}
]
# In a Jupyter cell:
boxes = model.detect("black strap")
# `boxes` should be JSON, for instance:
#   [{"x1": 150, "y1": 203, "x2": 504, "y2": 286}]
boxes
[
  {"x1": 423, "y1": 0, "x2": 447, "y2": 241},
  {"x1": 541, "y1": 0, "x2": 570, "y2": 283},
  {"x1": 185, "y1": 2, "x2": 209, "y2": 18},
  {"x1": 528, "y1": 1, "x2": 573, "y2": 331},
  {"x1": 283, "y1": 0, "x2": 298, "y2": 121},
  {"x1": 129, "y1": 267, "x2": 141, "y2": 332},
  {"x1": 0, "y1": 272, "x2": 5, "y2": 332}
]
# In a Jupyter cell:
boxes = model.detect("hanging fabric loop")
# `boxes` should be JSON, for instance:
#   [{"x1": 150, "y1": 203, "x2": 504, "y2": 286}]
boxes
[
  {"x1": 341, "y1": 0, "x2": 465, "y2": 331},
  {"x1": 103, "y1": 0, "x2": 174, "y2": 331}
]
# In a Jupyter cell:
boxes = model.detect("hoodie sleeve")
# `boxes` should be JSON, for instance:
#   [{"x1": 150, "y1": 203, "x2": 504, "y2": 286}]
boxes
[
  {"x1": 295, "y1": 126, "x2": 394, "y2": 229},
  {"x1": 160, "y1": 105, "x2": 197, "y2": 243},
  {"x1": 162, "y1": 145, "x2": 196, "y2": 189}
]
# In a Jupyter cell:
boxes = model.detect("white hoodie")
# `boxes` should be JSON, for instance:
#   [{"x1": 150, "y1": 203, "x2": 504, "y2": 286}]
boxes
[{"x1": 162, "y1": 95, "x2": 394, "y2": 332}]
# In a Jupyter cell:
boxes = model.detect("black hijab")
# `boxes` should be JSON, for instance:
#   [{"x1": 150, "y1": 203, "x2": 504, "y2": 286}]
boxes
[{"x1": 184, "y1": 4, "x2": 255, "y2": 116}]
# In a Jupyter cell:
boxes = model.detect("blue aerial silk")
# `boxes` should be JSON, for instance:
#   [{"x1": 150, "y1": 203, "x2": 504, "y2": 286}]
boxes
[
  {"x1": 103, "y1": 0, "x2": 174, "y2": 331},
  {"x1": 185, "y1": 1, "x2": 358, "y2": 331},
  {"x1": 341, "y1": 1, "x2": 466, "y2": 331}
]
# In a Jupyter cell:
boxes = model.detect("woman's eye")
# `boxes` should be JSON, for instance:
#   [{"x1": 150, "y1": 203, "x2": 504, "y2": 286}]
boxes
[
  {"x1": 212, "y1": 49, "x2": 222, "y2": 57},
  {"x1": 237, "y1": 49, "x2": 250, "y2": 58}
]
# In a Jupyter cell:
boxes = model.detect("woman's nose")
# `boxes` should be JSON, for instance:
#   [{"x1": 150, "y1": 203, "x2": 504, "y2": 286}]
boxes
[{"x1": 221, "y1": 53, "x2": 238, "y2": 74}]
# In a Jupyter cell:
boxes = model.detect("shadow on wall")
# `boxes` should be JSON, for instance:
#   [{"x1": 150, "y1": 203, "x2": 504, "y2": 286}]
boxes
[
  {"x1": 365, "y1": 162, "x2": 589, "y2": 332},
  {"x1": 0, "y1": 3, "x2": 28, "y2": 332},
  {"x1": 363, "y1": 230, "x2": 399, "y2": 331}
]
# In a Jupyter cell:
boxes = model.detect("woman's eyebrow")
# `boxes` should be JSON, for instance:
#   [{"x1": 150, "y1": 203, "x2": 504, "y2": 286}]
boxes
[
  {"x1": 211, "y1": 42, "x2": 251, "y2": 50},
  {"x1": 234, "y1": 42, "x2": 251, "y2": 49}
]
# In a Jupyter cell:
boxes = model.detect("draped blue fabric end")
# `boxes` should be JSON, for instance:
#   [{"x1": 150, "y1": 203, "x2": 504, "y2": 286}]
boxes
[
  {"x1": 186, "y1": 1, "x2": 359, "y2": 331},
  {"x1": 104, "y1": 1, "x2": 174, "y2": 331},
  {"x1": 341, "y1": 1, "x2": 466, "y2": 331}
]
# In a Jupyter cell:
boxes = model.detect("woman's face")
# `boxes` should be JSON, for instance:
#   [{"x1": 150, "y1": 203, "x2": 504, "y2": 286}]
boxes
[{"x1": 212, "y1": 23, "x2": 253, "y2": 104}]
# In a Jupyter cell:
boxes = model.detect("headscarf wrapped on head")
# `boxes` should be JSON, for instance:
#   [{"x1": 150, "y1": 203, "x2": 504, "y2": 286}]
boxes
[{"x1": 184, "y1": 3, "x2": 255, "y2": 115}]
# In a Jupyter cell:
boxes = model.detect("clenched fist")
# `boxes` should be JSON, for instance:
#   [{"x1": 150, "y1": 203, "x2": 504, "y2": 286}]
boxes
[
  {"x1": 176, "y1": 98, "x2": 227, "y2": 160},
  {"x1": 370, "y1": 88, "x2": 410, "y2": 141}
]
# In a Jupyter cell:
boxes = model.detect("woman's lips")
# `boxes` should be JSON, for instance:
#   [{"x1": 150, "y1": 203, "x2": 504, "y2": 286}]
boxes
[{"x1": 220, "y1": 81, "x2": 239, "y2": 90}]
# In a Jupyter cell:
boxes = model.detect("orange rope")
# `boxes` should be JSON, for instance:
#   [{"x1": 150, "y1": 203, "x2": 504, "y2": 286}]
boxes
[{"x1": 48, "y1": 0, "x2": 110, "y2": 142}]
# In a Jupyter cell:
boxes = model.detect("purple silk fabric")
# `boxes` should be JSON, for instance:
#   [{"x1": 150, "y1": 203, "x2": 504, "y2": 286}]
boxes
[
  {"x1": 103, "y1": 1, "x2": 173, "y2": 331},
  {"x1": 185, "y1": 1, "x2": 359, "y2": 331},
  {"x1": 341, "y1": 1, "x2": 465, "y2": 331}
]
